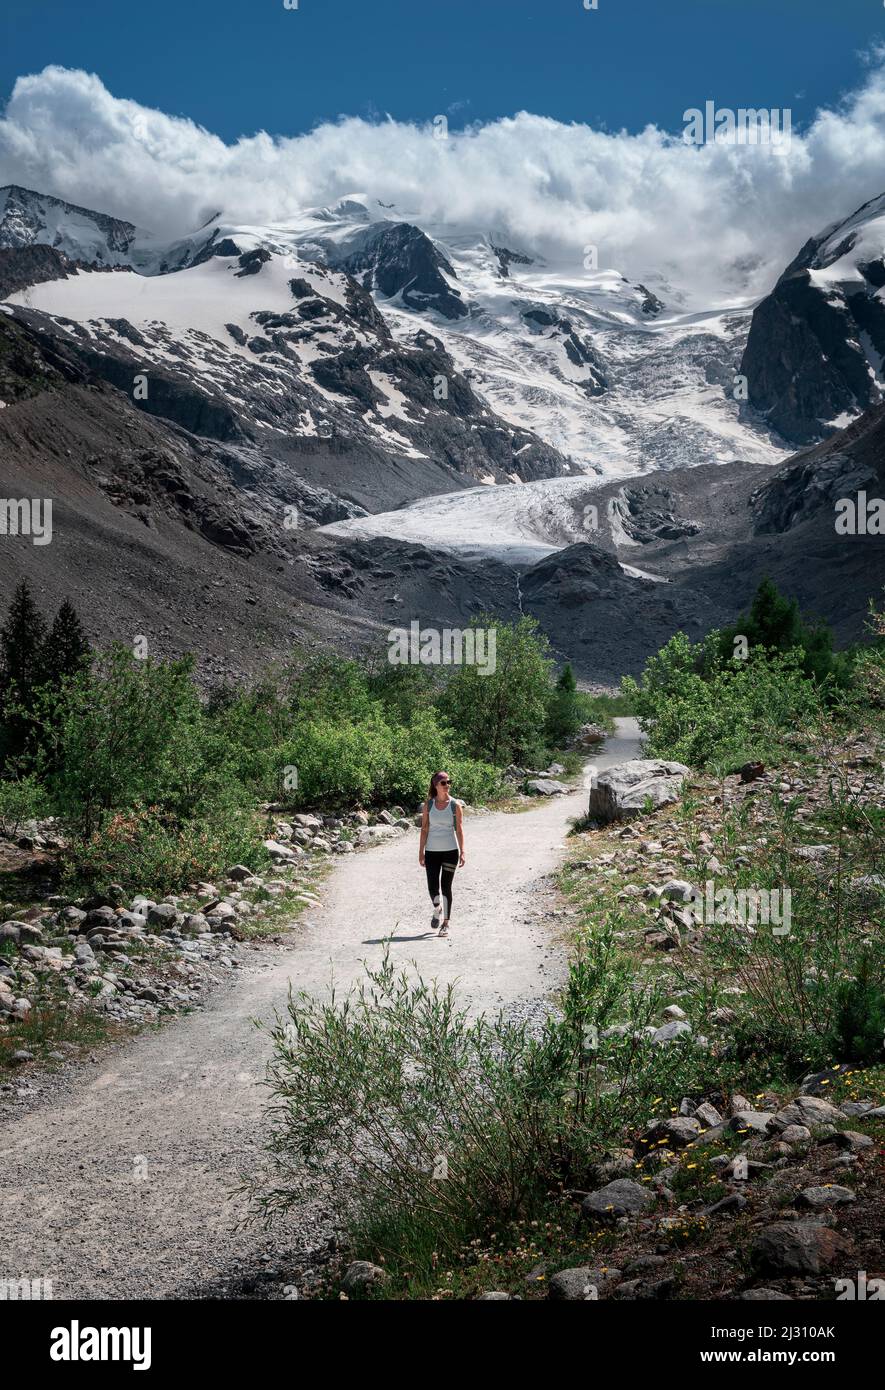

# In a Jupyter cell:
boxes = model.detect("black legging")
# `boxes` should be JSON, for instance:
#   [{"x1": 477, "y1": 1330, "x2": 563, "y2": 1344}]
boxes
[{"x1": 425, "y1": 850, "x2": 458, "y2": 921}]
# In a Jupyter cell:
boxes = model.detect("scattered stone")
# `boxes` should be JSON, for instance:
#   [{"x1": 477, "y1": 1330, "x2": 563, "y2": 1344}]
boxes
[
  {"x1": 797, "y1": 1185, "x2": 856, "y2": 1210},
  {"x1": 341, "y1": 1261, "x2": 387, "y2": 1296},
  {"x1": 650, "y1": 1020, "x2": 692, "y2": 1044},
  {"x1": 737, "y1": 1288, "x2": 794, "y2": 1301},
  {"x1": 548, "y1": 1266, "x2": 621, "y2": 1300},
  {"x1": 581, "y1": 1179, "x2": 654, "y2": 1223}
]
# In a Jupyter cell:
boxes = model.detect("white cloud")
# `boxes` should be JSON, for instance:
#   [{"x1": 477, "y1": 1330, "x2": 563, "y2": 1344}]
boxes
[{"x1": 4, "y1": 62, "x2": 885, "y2": 303}]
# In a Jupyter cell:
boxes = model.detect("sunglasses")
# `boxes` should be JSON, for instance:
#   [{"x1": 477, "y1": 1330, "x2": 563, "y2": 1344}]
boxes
[{"x1": 437, "y1": 778, "x2": 450, "y2": 785}]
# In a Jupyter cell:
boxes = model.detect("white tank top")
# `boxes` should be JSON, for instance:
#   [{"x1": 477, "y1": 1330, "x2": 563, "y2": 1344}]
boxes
[{"x1": 426, "y1": 797, "x2": 458, "y2": 851}]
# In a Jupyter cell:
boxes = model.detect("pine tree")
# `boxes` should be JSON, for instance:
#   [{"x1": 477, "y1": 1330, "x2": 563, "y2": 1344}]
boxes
[
  {"x1": 746, "y1": 577, "x2": 802, "y2": 651},
  {"x1": 44, "y1": 599, "x2": 92, "y2": 685},
  {"x1": 556, "y1": 662, "x2": 577, "y2": 693},
  {"x1": 0, "y1": 580, "x2": 48, "y2": 767}
]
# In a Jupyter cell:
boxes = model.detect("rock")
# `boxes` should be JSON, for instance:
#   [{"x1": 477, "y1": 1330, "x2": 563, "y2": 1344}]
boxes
[
  {"x1": 264, "y1": 839, "x2": 301, "y2": 861},
  {"x1": 661, "y1": 1003, "x2": 687, "y2": 1021},
  {"x1": 293, "y1": 814, "x2": 322, "y2": 829},
  {"x1": 341, "y1": 1260, "x2": 387, "y2": 1296},
  {"x1": 659, "y1": 882, "x2": 695, "y2": 904},
  {"x1": 650, "y1": 1020, "x2": 692, "y2": 1044},
  {"x1": 739, "y1": 761, "x2": 765, "y2": 782},
  {"x1": 10, "y1": 1049, "x2": 34, "y2": 1064},
  {"x1": 695, "y1": 1101, "x2": 724, "y2": 1128},
  {"x1": 147, "y1": 903, "x2": 180, "y2": 930},
  {"x1": 638, "y1": 1117, "x2": 701, "y2": 1151},
  {"x1": 794, "y1": 845, "x2": 833, "y2": 864},
  {"x1": 377, "y1": 810, "x2": 396, "y2": 825},
  {"x1": 0, "y1": 922, "x2": 22, "y2": 945},
  {"x1": 770, "y1": 1096, "x2": 845, "y2": 1130},
  {"x1": 737, "y1": 1288, "x2": 794, "y2": 1301},
  {"x1": 797, "y1": 1185, "x2": 856, "y2": 1209},
  {"x1": 206, "y1": 902, "x2": 237, "y2": 921},
  {"x1": 526, "y1": 779, "x2": 568, "y2": 795},
  {"x1": 548, "y1": 1266, "x2": 621, "y2": 1300},
  {"x1": 226, "y1": 865, "x2": 253, "y2": 881},
  {"x1": 750, "y1": 1222, "x2": 854, "y2": 1276},
  {"x1": 587, "y1": 759, "x2": 691, "y2": 823},
  {"x1": 73, "y1": 944, "x2": 96, "y2": 967},
  {"x1": 546, "y1": 762, "x2": 566, "y2": 775},
  {"x1": 477, "y1": 1291, "x2": 512, "y2": 1300},
  {"x1": 706, "y1": 1193, "x2": 748, "y2": 1216},
  {"x1": 779, "y1": 1125, "x2": 812, "y2": 1145},
  {"x1": 581, "y1": 1179, "x2": 654, "y2": 1223},
  {"x1": 730, "y1": 1111, "x2": 774, "y2": 1135}
]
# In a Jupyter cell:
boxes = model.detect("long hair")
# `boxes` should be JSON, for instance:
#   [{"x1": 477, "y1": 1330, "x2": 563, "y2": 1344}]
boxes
[{"x1": 428, "y1": 770, "x2": 449, "y2": 800}]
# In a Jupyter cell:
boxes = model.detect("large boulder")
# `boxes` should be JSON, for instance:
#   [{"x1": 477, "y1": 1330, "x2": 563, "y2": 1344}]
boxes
[
  {"x1": 750, "y1": 1223, "x2": 854, "y2": 1276},
  {"x1": 587, "y1": 760, "x2": 690, "y2": 823},
  {"x1": 581, "y1": 1179, "x2": 654, "y2": 1223}
]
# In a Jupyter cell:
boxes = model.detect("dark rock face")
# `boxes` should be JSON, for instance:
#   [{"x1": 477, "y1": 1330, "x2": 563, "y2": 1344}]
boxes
[
  {"x1": 338, "y1": 222, "x2": 468, "y2": 320},
  {"x1": 187, "y1": 235, "x2": 243, "y2": 268},
  {"x1": 235, "y1": 247, "x2": 272, "y2": 277},
  {"x1": 750, "y1": 399, "x2": 885, "y2": 534},
  {"x1": 636, "y1": 283, "x2": 665, "y2": 316},
  {"x1": 0, "y1": 245, "x2": 78, "y2": 300},
  {"x1": 491, "y1": 243, "x2": 534, "y2": 277},
  {"x1": 741, "y1": 192, "x2": 885, "y2": 443},
  {"x1": 521, "y1": 307, "x2": 607, "y2": 396},
  {"x1": 608, "y1": 485, "x2": 701, "y2": 543}
]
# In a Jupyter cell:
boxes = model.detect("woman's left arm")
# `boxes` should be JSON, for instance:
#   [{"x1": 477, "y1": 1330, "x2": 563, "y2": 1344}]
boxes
[{"x1": 455, "y1": 801, "x2": 466, "y2": 867}]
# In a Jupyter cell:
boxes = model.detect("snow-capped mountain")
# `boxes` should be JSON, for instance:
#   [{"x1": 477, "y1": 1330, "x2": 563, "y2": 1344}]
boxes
[
  {"x1": 0, "y1": 184, "x2": 142, "y2": 263},
  {"x1": 1, "y1": 183, "x2": 882, "y2": 684},
  {"x1": 741, "y1": 190, "x2": 885, "y2": 444},
  {"x1": 0, "y1": 184, "x2": 786, "y2": 510}
]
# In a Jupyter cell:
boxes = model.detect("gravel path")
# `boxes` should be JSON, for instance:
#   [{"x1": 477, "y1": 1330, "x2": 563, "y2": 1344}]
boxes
[{"x1": 0, "y1": 721, "x2": 641, "y2": 1299}]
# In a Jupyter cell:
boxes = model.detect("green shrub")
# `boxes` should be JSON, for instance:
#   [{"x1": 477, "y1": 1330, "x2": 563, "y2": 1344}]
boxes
[
  {"x1": 622, "y1": 632, "x2": 822, "y2": 770},
  {"x1": 0, "y1": 774, "x2": 50, "y2": 836},
  {"x1": 254, "y1": 933, "x2": 735, "y2": 1284},
  {"x1": 62, "y1": 801, "x2": 268, "y2": 896}
]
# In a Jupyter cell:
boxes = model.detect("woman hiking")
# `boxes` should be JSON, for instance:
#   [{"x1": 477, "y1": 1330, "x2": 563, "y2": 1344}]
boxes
[{"x1": 419, "y1": 770, "x2": 465, "y2": 938}]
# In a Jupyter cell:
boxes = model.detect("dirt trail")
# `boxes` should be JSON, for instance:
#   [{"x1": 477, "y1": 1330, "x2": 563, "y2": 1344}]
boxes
[{"x1": 0, "y1": 720, "x2": 641, "y2": 1299}]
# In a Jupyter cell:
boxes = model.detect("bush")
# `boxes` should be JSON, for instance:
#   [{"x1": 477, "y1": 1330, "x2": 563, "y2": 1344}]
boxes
[
  {"x1": 622, "y1": 632, "x2": 823, "y2": 770},
  {"x1": 47, "y1": 646, "x2": 214, "y2": 839},
  {"x1": 62, "y1": 802, "x2": 268, "y2": 896},
  {"x1": 254, "y1": 933, "x2": 735, "y2": 1284},
  {"x1": 0, "y1": 774, "x2": 50, "y2": 837}
]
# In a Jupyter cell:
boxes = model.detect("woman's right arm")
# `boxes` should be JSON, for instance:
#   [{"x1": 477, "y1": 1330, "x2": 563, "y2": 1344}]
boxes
[{"x1": 419, "y1": 802, "x2": 428, "y2": 865}]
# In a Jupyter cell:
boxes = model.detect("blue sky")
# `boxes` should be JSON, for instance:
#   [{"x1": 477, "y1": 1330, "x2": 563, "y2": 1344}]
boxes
[{"x1": 2, "y1": 0, "x2": 882, "y2": 140}]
